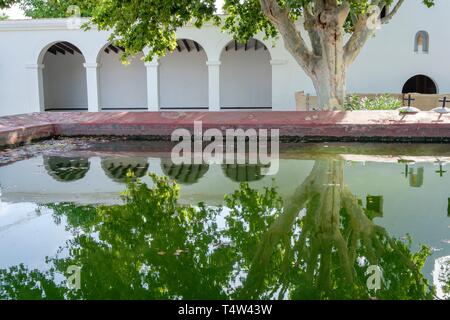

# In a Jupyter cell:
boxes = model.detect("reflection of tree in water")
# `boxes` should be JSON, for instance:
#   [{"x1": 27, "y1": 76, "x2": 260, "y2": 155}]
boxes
[
  {"x1": 101, "y1": 158, "x2": 149, "y2": 183},
  {"x1": 44, "y1": 157, "x2": 90, "y2": 182},
  {"x1": 239, "y1": 160, "x2": 433, "y2": 299},
  {"x1": 161, "y1": 159, "x2": 209, "y2": 185},
  {"x1": 0, "y1": 160, "x2": 436, "y2": 300},
  {"x1": 222, "y1": 163, "x2": 270, "y2": 182}
]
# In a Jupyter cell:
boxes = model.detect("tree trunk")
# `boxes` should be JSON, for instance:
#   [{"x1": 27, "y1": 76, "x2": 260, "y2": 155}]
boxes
[
  {"x1": 258, "y1": 0, "x2": 360, "y2": 110},
  {"x1": 312, "y1": 57, "x2": 347, "y2": 110},
  {"x1": 259, "y1": 0, "x2": 407, "y2": 110},
  {"x1": 310, "y1": 7, "x2": 348, "y2": 110}
]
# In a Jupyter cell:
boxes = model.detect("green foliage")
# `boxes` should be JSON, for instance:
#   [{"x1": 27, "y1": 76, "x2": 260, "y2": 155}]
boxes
[
  {"x1": 89, "y1": 0, "x2": 218, "y2": 59},
  {"x1": 17, "y1": 0, "x2": 94, "y2": 18},
  {"x1": 0, "y1": 0, "x2": 93, "y2": 17},
  {"x1": 0, "y1": 0, "x2": 17, "y2": 9},
  {"x1": 0, "y1": 264, "x2": 65, "y2": 300},
  {"x1": 0, "y1": 11, "x2": 7, "y2": 20},
  {"x1": 344, "y1": 94, "x2": 402, "y2": 111},
  {"x1": 0, "y1": 169, "x2": 437, "y2": 300}
]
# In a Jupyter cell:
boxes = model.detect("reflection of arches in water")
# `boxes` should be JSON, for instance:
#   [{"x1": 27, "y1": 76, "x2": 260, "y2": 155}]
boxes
[
  {"x1": 409, "y1": 167, "x2": 424, "y2": 188},
  {"x1": 44, "y1": 157, "x2": 90, "y2": 182},
  {"x1": 222, "y1": 164, "x2": 270, "y2": 182},
  {"x1": 160, "y1": 159, "x2": 209, "y2": 185},
  {"x1": 101, "y1": 158, "x2": 149, "y2": 183}
]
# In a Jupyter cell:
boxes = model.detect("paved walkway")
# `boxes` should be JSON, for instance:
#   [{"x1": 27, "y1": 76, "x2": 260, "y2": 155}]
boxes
[{"x1": 1, "y1": 111, "x2": 450, "y2": 147}]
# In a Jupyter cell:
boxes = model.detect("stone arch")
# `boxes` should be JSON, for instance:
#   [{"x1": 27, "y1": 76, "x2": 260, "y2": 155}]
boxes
[
  {"x1": 97, "y1": 43, "x2": 147, "y2": 111},
  {"x1": 39, "y1": 41, "x2": 88, "y2": 111},
  {"x1": 44, "y1": 157, "x2": 90, "y2": 182},
  {"x1": 219, "y1": 38, "x2": 272, "y2": 110}
]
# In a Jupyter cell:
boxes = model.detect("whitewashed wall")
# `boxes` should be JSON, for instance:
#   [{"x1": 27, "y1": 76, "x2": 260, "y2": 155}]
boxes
[
  {"x1": 347, "y1": 1, "x2": 449, "y2": 94},
  {"x1": 0, "y1": 0, "x2": 450, "y2": 116}
]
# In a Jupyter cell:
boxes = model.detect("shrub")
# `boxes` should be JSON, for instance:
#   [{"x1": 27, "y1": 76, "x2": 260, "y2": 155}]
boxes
[{"x1": 344, "y1": 94, "x2": 402, "y2": 111}]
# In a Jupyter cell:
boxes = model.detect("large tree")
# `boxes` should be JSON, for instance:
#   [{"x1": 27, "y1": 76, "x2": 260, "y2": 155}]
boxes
[{"x1": 0, "y1": 0, "x2": 435, "y2": 109}]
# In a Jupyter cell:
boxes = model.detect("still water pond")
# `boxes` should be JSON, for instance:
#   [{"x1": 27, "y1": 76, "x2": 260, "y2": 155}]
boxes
[{"x1": 0, "y1": 139, "x2": 449, "y2": 300}]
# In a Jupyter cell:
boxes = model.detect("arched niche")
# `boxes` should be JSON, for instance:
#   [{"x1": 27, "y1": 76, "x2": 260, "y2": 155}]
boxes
[{"x1": 414, "y1": 31, "x2": 430, "y2": 54}]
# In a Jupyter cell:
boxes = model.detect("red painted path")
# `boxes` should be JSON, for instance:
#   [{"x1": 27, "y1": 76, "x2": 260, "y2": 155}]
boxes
[{"x1": 1, "y1": 111, "x2": 450, "y2": 147}]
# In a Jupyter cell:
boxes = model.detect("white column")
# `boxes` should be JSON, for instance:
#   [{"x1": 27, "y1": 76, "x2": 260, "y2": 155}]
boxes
[
  {"x1": 145, "y1": 60, "x2": 159, "y2": 111},
  {"x1": 270, "y1": 59, "x2": 290, "y2": 111},
  {"x1": 25, "y1": 64, "x2": 45, "y2": 113},
  {"x1": 207, "y1": 60, "x2": 221, "y2": 111},
  {"x1": 83, "y1": 62, "x2": 100, "y2": 112}
]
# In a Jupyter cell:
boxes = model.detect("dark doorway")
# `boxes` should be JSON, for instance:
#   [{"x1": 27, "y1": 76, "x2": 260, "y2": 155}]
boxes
[{"x1": 402, "y1": 75, "x2": 437, "y2": 94}]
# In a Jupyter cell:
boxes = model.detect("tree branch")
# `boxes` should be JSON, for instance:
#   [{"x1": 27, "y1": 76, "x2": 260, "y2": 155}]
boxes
[
  {"x1": 259, "y1": 0, "x2": 317, "y2": 75},
  {"x1": 303, "y1": 7, "x2": 322, "y2": 57},
  {"x1": 343, "y1": 18, "x2": 374, "y2": 66},
  {"x1": 381, "y1": 0, "x2": 405, "y2": 24}
]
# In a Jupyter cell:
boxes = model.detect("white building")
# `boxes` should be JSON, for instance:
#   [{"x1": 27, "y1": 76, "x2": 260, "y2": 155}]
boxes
[{"x1": 0, "y1": 0, "x2": 448, "y2": 116}]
